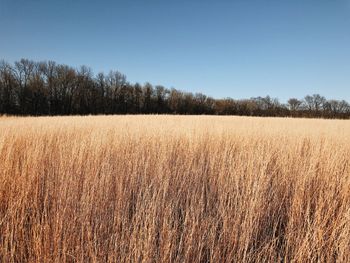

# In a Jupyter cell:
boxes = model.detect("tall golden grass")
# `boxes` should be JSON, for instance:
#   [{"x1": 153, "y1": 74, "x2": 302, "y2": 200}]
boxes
[{"x1": 0, "y1": 115, "x2": 349, "y2": 262}]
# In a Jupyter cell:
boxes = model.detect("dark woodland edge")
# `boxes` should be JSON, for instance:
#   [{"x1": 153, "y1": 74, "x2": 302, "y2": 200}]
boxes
[{"x1": 1, "y1": 59, "x2": 349, "y2": 119}]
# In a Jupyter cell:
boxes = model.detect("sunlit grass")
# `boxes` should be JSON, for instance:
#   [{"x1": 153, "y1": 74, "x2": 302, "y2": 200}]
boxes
[{"x1": 0, "y1": 115, "x2": 349, "y2": 262}]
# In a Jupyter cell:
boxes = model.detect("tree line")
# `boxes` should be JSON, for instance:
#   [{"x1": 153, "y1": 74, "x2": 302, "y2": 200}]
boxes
[{"x1": 0, "y1": 59, "x2": 349, "y2": 118}]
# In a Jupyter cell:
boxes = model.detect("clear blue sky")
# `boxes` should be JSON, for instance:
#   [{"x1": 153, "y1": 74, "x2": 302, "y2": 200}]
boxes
[{"x1": 1, "y1": 0, "x2": 349, "y2": 102}]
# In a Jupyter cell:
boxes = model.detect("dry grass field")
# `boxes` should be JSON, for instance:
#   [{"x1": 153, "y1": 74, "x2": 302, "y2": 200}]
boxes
[{"x1": 0, "y1": 115, "x2": 350, "y2": 262}]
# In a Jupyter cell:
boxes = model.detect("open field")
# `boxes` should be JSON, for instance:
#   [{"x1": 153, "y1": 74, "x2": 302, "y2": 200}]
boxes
[{"x1": 0, "y1": 115, "x2": 350, "y2": 262}]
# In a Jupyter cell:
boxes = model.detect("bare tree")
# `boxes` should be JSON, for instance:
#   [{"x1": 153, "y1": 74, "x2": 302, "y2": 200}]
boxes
[
  {"x1": 0, "y1": 58, "x2": 349, "y2": 118},
  {"x1": 287, "y1": 98, "x2": 302, "y2": 111}
]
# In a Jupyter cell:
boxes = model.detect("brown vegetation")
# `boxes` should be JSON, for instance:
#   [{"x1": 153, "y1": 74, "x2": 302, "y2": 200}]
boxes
[
  {"x1": 1, "y1": 59, "x2": 349, "y2": 118},
  {"x1": 0, "y1": 115, "x2": 350, "y2": 262}
]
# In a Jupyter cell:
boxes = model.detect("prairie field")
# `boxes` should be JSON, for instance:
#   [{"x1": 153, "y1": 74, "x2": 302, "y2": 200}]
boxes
[{"x1": 0, "y1": 115, "x2": 350, "y2": 262}]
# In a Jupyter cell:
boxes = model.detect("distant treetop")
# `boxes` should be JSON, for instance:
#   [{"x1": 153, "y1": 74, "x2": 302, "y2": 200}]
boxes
[{"x1": 0, "y1": 59, "x2": 349, "y2": 119}]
